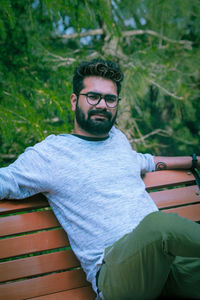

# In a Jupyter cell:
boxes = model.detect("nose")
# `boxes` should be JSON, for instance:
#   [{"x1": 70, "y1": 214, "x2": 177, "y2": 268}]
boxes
[{"x1": 95, "y1": 97, "x2": 107, "y2": 109}]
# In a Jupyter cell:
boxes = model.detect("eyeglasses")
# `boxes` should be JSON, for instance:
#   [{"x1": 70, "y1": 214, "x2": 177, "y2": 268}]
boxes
[{"x1": 79, "y1": 92, "x2": 121, "y2": 108}]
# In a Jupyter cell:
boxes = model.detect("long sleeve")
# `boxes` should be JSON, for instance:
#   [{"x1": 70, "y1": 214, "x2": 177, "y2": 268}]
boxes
[
  {"x1": 136, "y1": 152, "x2": 155, "y2": 174},
  {"x1": 0, "y1": 139, "x2": 53, "y2": 200}
]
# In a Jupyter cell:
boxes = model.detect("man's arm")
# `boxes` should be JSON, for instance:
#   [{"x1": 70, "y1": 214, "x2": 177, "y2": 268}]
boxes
[
  {"x1": 0, "y1": 143, "x2": 52, "y2": 200},
  {"x1": 154, "y1": 155, "x2": 200, "y2": 171}
]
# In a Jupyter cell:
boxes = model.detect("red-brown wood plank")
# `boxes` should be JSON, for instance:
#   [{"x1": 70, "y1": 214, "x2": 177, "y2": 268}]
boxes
[
  {"x1": 0, "y1": 210, "x2": 60, "y2": 237},
  {"x1": 144, "y1": 170, "x2": 195, "y2": 190},
  {"x1": 0, "y1": 169, "x2": 199, "y2": 300},
  {"x1": 0, "y1": 229, "x2": 69, "y2": 259},
  {"x1": 163, "y1": 203, "x2": 200, "y2": 222},
  {"x1": 0, "y1": 269, "x2": 89, "y2": 300},
  {"x1": 27, "y1": 286, "x2": 96, "y2": 300},
  {"x1": 0, "y1": 171, "x2": 196, "y2": 216},
  {"x1": 0, "y1": 250, "x2": 79, "y2": 282},
  {"x1": 0, "y1": 194, "x2": 48, "y2": 215},
  {"x1": 150, "y1": 185, "x2": 200, "y2": 209}
]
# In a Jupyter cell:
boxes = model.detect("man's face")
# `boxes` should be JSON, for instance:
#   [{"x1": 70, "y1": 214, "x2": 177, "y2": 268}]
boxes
[{"x1": 71, "y1": 76, "x2": 118, "y2": 137}]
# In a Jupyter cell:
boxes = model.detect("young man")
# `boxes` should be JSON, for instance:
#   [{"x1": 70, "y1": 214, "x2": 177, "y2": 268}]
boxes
[{"x1": 0, "y1": 59, "x2": 200, "y2": 300}]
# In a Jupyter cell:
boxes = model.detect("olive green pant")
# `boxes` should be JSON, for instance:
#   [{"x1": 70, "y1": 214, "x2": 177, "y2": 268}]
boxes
[{"x1": 98, "y1": 211, "x2": 200, "y2": 300}]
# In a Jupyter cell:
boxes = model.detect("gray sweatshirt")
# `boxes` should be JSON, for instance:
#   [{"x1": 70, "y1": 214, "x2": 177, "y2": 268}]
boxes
[{"x1": 0, "y1": 127, "x2": 158, "y2": 294}]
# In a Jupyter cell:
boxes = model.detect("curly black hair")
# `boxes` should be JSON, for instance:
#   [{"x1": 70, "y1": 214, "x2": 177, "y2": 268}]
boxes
[{"x1": 73, "y1": 59, "x2": 124, "y2": 96}]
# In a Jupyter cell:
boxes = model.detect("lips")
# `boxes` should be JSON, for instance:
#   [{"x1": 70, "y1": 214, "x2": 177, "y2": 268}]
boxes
[
  {"x1": 88, "y1": 110, "x2": 112, "y2": 120},
  {"x1": 92, "y1": 113, "x2": 107, "y2": 119}
]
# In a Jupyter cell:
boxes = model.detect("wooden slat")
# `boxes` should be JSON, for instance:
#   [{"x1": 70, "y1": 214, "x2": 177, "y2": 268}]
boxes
[
  {"x1": 163, "y1": 203, "x2": 200, "y2": 222},
  {"x1": 0, "y1": 210, "x2": 60, "y2": 237},
  {"x1": 0, "y1": 229, "x2": 69, "y2": 259},
  {"x1": 27, "y1": 286, "x2": 96, "y2": 300},
  {"x1": 150, "y1": 185, "x2": 200, "y2": 209},
  {"x1": 0, "y1": 169, "x2": 199, "y2": 300},
  {"x1": 0, "y1": 195, "x2": 48, "y2": 215},
  {"x1": 144, "y1": 170, "x2": 195, "y2": 190},
  {"x1": 0, "y1": 250, "x2": 79, "y2": 282},
  {"x1": 0, "y1": 269, "x2": 89, "y2": 300},
  {"x1": 0, "y1": 171, "x2": 196, "y2": 215}
]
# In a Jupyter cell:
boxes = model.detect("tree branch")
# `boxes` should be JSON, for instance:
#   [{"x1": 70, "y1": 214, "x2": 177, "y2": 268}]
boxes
[
  {"x1": 58, "y1": 28, "x2": 192, "y2": 48},
  {"x1": 0, "y1": 154, "x2": 17, "y2": 159},
  {"x1": 130, "y1": 128, "x2": 170, "y2": 143},
  {"x1": 122, "y1": 29, "x2": 192, "y2": 47},
  {"x1": 59, "y1": 29, "x2": 103, "y2": 39},
  {"x1": 46, "y1": 51, "x2": 76, "y2": 64},
  {"x1": 149, "y1": 80, "x2": 184, "y2": 100}
]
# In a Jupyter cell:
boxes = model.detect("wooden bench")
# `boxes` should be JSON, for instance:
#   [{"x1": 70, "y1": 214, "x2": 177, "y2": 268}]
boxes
[{"x1": 0, "y1": 170, "x2": 200, "y2": 300}]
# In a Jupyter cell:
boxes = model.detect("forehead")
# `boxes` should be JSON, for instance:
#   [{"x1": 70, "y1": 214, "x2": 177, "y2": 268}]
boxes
[{"x1": 82, "y1": 76, "x2": 117, "y2": 94}]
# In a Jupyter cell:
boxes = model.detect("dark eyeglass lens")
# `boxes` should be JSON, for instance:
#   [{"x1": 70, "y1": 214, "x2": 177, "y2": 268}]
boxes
[
  {"x1": 87, "y1": 93, "x2": 100, "y2": 101},
  {"x1": 105, "y1": 95, "x2": 117, "y2": 103}
]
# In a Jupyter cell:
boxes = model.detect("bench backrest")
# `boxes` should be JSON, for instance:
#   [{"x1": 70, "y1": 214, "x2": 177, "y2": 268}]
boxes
[{"x1": 0, "y1": 170, "x2": 200, "y2": 300}]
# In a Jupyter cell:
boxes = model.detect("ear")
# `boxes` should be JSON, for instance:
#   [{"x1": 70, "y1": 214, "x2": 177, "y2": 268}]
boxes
[{"x1": 70, "y1": 93, "x2": 77, "y2": 111}]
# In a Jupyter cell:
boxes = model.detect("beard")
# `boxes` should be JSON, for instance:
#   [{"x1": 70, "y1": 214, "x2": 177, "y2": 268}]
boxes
[{"x1": 75, "y1": 104, "x2": 117, "y2": 136}]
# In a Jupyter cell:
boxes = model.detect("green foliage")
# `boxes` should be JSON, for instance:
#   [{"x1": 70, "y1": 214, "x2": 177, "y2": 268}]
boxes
[
  {"x1": 0, "y1": 0, "x2": 74, "y2": 165},
  {"x1": 0, "y1": 0, "x2": 200, "y2": 166}
]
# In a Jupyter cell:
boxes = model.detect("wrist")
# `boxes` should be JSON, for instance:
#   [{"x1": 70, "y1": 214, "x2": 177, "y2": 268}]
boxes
[{"x1": 191, "y1": 153, "x2": 198, "y2": 170}]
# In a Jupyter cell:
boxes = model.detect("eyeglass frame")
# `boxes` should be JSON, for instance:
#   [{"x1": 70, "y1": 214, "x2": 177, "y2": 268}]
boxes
[{"x1": 78, "y1": 92, "x2": 121, "y2": 108}]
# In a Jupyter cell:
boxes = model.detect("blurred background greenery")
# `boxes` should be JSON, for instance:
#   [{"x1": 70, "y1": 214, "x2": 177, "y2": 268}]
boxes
[{"x1": 0, "y1": 0, "x2": 199, "y2": 166}]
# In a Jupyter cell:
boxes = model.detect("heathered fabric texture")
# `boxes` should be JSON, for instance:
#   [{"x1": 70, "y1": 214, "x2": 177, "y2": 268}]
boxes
[{"x1": 0, "y1": 127, "x2": 157, "y2": 294}]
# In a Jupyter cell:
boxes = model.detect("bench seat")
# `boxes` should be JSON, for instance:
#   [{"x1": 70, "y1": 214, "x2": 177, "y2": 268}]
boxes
[{"x1": 0, "y1": 170, "x2": 199, "y2": 300}]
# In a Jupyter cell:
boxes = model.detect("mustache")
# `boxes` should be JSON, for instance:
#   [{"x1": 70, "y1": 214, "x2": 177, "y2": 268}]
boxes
[{"x1": 88, "y1": 109, "x2": 112, "y2": 120}]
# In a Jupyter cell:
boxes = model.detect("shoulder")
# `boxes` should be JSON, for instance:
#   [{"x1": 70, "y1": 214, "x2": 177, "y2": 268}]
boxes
[
  {"x1": 38, "y1": 133, "x2": 72, "y2": 145},
  {"x1": 110, "y1": 126, "x2": 128, "y2": 139},
  {"x1": 25, "y1": 134, "x2": 73, "y2": 154},
  {"x1": 110, "y1": 127, "x2": 132, "y2": 147}
]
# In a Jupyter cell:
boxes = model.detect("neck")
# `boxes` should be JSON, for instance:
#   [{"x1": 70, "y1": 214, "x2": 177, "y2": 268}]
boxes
[{"x1": 72, "y1": 128, "x2": 109, "y2": 139}]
